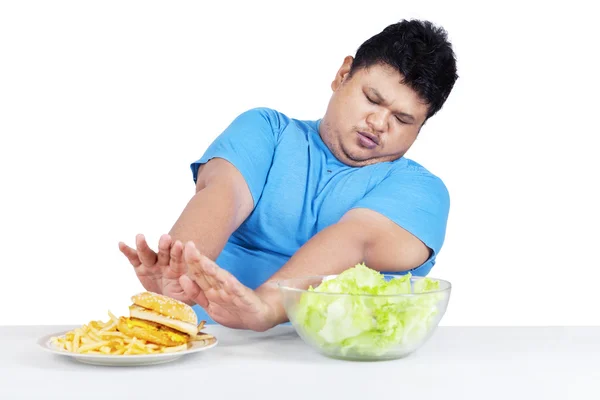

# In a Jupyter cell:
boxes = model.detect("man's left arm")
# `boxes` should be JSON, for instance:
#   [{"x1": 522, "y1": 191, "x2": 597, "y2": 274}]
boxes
[{"x1": 256, "y1": 207, "x2": 431, "y2": 326}]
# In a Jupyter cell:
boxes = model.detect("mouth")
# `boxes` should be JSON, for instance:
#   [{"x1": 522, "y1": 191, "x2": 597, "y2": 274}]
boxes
[{"x1": 357, "y1": 131, "x2": 379, "y2": 149}]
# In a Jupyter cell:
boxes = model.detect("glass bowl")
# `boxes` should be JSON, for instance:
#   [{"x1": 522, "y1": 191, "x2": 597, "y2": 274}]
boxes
[{"x1": 276, "y1": 274, "x2": 451, "y2": 361}]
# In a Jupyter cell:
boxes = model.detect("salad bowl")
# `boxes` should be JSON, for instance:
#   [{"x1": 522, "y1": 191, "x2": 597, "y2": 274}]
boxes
[{"x1": 276, "y1": 264, "x2": 451, "y2": 361}]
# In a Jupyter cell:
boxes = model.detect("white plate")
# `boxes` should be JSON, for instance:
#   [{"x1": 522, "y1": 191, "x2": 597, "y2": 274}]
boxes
[{"x1": 37, "y1": 331, "x2": 218, "y2": 366}]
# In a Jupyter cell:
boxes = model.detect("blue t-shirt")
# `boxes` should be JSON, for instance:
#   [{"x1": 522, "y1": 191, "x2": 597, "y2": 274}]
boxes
[{"x1": 189, "y1": 107, "x2": 450, "y2": 323}]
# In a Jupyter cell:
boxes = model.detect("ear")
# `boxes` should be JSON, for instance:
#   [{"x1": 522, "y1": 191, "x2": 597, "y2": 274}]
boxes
[{"x1": 331, "y1": 56, "x2": 354, "y2": 91}]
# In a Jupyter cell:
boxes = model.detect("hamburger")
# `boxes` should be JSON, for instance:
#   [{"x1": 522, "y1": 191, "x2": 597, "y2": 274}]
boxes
[{"x1": 117, "y1": 292, "x2": 202, "y2": 347}]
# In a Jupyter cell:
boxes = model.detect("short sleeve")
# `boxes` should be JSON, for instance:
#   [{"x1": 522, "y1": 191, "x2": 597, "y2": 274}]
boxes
[
  {"x1": 351, "y1": 166, "x2": 450, "y2": 272},
  {"x1": 190, "y1": 108, "x2": 283, "y2": 207}
]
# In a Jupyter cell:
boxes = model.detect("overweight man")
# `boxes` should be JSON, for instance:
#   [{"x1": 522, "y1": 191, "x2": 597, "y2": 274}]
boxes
[{"x1": 119, "y1": 18, "x2": 459, "y2": 331}]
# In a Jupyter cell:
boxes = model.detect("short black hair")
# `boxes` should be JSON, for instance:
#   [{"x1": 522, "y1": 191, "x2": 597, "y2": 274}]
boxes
[{"x1": 350, "y1": 19, "x2": 458, "y2": 120}]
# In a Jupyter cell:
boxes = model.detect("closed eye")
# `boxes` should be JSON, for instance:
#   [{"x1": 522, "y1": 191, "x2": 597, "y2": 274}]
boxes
[{"x1": 366, "y1": 91, "x2": 412, "y2": 125}]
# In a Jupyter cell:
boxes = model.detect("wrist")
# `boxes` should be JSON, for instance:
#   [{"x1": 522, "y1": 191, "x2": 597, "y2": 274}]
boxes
[{"x1": 256, "y1": 282, "x2": 288, "y2": 327}]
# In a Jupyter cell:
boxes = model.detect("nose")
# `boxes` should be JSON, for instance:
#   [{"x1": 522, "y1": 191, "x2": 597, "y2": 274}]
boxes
[{"x1": 366, "y1": 109, "x2": 387, "y2": 133}]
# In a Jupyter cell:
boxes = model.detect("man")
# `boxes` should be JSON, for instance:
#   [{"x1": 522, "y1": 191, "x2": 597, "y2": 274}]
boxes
[{"x1": 119, "y1": 19, "x2": 458, "y2": 332}]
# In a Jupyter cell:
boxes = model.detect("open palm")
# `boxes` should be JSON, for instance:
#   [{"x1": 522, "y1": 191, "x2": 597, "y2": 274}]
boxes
[
  {"x1": 119, "y1": 234, "x2": 192, "y2": 305},
  {"x1": 178, "y1": 241, "x2": 276, "y2": 331}
]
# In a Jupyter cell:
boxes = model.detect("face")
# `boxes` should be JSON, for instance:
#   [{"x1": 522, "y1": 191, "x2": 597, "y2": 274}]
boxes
[{"x1": 319, "y1": 56, "x2": 430, "y2": 167}]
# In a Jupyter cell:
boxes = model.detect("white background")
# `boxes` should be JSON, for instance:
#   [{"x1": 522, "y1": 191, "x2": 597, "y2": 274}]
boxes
[{"x1": 1, "y1": 0, "x2": 598, "y2": 326}]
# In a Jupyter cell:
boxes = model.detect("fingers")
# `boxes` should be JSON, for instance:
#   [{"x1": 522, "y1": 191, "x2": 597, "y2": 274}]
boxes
[
  {"x1": 156, "y1": 234, "x2": 172, "y2": 266},
  {"x1": 216, "y1": 267, "x2": 253, "y2": 305},
  {"x1": 208, "y1": 259, "x2": 244, "y2": 296},
  {"x1": 168, "y1": 240, "x2": 187, "y2": 276},
  {"x1": 184, "y1": 241, "x2": 215, "y2": 292},
  {"x1": 122, "y1": 234, "x2": 171, "y2": 267},
  {"x1": 180, "y1": 275, "x2": 209, "y2": 308},
  {"x1": 183, "y1": 241, "x2": 248, "y2": 301},
  {"x1": 136, "y1": 234, "x2": 158, "y2": 266},
  {"x1": 118, "y1": 242, "x2": 142, "y2": 268}
]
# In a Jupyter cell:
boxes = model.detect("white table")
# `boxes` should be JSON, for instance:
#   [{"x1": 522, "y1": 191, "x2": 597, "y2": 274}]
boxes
[{"x1": 1, "y1": 325, "x2": 598, "y2": 399}]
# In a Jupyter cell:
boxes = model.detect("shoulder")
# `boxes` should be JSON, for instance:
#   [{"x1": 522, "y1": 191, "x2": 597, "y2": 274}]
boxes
[
  {"x1": 380, "y1": 158, "x2": 450, "y2": 204},
  {"x1": 232, "y1": 107, "x2": 293, "y2": 134},
  {"x1": 234, "y1": 107, "x2": 321, "y2": 139}
]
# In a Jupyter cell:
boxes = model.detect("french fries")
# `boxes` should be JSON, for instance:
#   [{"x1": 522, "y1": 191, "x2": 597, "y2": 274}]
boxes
[{"x1": 50, "y1": 311, "x2": 214, "y2": 355}]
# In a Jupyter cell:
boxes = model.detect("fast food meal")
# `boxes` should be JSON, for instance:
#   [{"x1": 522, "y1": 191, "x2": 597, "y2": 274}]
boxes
[{"x1": 51, "y1": 292, "x2": 215, "y2": 355}]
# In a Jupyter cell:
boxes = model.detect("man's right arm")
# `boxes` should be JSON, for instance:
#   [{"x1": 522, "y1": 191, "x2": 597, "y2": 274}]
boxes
[{"x1": 168, "y1": 157, "x2": 254, "y2": 261}]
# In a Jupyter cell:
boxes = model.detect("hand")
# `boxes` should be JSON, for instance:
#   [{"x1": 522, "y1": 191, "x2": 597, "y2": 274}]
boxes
[
  {"x1": 179, "y1": 241, "x2": 280, "y2": 331},
  {"x1": 119, "y1": 234, "x2": 193, "y2": 305}
]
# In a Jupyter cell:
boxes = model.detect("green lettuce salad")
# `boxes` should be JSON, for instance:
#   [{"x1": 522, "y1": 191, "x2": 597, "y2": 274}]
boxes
[{"x1": 294, "y1": 263, "x2": 445, "y2": 357}]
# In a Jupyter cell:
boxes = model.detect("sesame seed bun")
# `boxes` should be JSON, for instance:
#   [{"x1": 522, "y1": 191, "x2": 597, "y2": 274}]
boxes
[{"x1": 131, "y1": 292, "x2": 198, "y2": 326}]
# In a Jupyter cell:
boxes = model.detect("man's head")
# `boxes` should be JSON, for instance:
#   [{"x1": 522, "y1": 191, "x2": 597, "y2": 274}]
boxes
[{"x1": 320, "y1": 19, "x2": 458, "y2": 167}]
